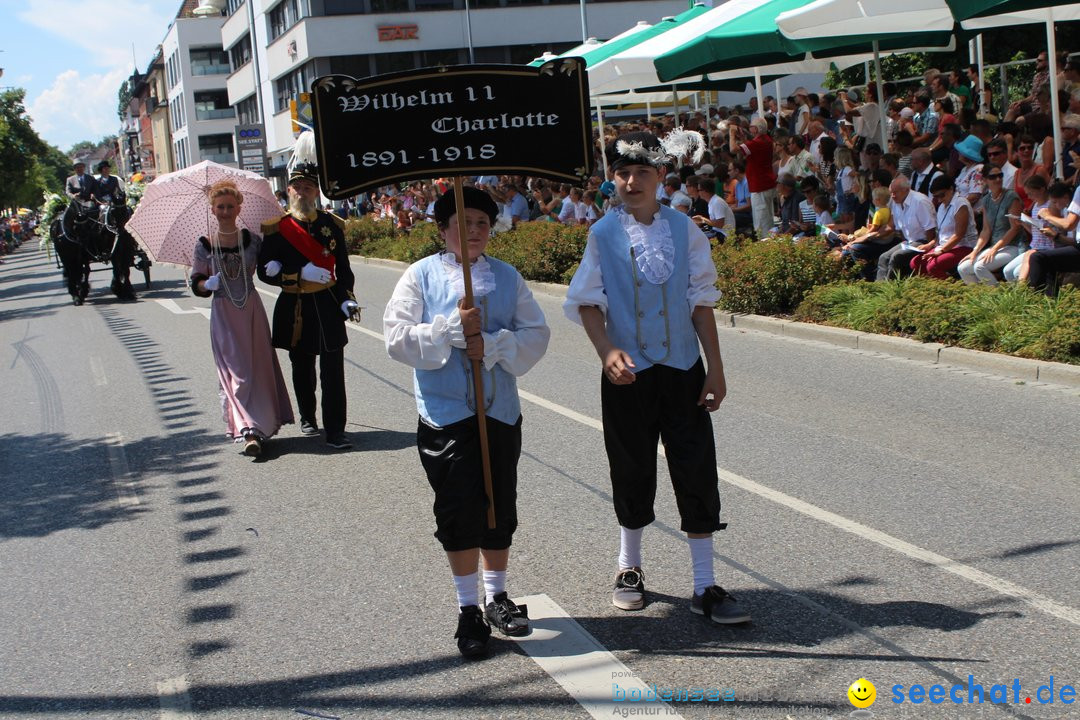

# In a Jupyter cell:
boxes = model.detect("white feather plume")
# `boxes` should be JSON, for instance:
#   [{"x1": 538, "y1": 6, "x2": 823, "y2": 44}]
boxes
[
  {"x1": 288, "y1": 130, "x2": 318, "y2": 173},
  {"x1": 659, "y1": 127, "x2": 705, "y2": 167},
  {"x1": 615, "y1": 139, "x2": 667, "y2": 166}
]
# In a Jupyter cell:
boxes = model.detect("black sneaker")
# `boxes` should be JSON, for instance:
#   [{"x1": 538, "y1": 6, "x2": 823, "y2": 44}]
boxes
[
  {"x1": 484, "y1": 592, "x2": 529, "y2": 636},
  {"x1": 691, "y1": 585, "x2": 751, "y2": 624},
  {"x1": 454, "y1": 605, "x2": 491, "y2": 658},
  {"x1": 612, "y1": 567, "x2": 645, "y2": 611},
  {"x1": 326, "y1": 432, "x2": 352, "y2": 450},
  {"x1": 299, "y1": 418, "x2": 319, "y2": 436}
]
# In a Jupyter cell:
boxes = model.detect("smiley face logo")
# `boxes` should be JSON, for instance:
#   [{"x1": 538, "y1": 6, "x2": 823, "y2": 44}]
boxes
[{"x1": 848, "y1": 678, "x2": 876, "y2": 708}]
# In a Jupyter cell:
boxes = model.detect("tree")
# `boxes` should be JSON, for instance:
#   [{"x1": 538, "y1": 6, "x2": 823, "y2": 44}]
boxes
[{"x1": 0, "y1": 89, "x2": 49, "y2": 211}]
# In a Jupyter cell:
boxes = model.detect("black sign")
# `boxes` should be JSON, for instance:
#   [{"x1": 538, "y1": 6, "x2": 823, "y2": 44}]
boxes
[{"x1": 309, "y1": 61, "x2": 593, "y2": 199}]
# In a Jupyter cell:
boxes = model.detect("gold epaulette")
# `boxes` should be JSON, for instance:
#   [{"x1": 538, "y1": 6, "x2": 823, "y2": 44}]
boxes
[{"x1": 262, "y1": 214, "x2": 285, "y2": 235}]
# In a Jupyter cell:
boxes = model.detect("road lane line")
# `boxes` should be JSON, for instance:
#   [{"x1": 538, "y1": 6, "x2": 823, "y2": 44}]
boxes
[
  {"x1": 156, "y1": 675, "x2": 194, "y2": 719},
  {"x1": 104, "y1": 432, "x2": 140, "y2": 507},
  {"x1": 238, "y1": 284, "x2": 1080, "y2": 626},
  {"x1": 155, "y1": 298, "x2": 211, "y2": 319},
  {"x1": 511, "y1": 594, "x2": 682, "y2": 720},
  {"x1": 89, "y1": 355, "x2": 107, "y2": 386}
]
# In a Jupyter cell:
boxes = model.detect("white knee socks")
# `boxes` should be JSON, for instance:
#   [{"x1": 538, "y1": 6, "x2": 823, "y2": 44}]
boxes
[
  {"x1": 483, "y1": 569, "x2": 506, "y2": 605},
  {"x1": 453, "y1": 572, "x2": 479, "y2": 609},
  {"x1": 687, "y1": 536, "x2": 715, "y2": 595},
  {"x1": 618, "y1": 526, "x2": 644, "y2": 570}
]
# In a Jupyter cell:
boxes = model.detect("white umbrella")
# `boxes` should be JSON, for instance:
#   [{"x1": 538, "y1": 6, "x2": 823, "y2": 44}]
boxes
[{"x1": 125, "y1": 161, "x2": 282, "y2": 267}]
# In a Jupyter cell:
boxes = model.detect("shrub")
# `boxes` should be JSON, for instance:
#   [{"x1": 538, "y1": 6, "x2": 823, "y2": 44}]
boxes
[
  {"x1": 487, "y1": 221, "x2": 588, "y2": 284},
  {"x1": 713, "y1": 237, "x2": 858, "y2": 315}
]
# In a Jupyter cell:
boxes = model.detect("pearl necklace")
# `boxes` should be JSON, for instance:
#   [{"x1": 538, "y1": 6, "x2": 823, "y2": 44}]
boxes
[{"x1": 211, "y1": 229, "x2": 249, "y2": 309}]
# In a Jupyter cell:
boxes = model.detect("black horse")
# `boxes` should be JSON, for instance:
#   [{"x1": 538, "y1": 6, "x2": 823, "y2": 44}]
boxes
[{"x1": 54, "y1": 194, "x2": 147, "y2": 304}]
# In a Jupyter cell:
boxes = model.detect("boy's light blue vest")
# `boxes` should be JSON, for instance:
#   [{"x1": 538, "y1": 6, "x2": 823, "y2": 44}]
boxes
[
  {"x1": 593, "y1": 206, "x2": 700, "y2": 372},
  {"x1": 413, "y1": 253, "x2": 522, "y2": 427}
]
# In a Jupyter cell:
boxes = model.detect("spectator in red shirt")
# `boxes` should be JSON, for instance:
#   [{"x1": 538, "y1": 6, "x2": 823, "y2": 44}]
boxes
[{"x1": 729, "y1": 117, "x2": 777, "y2": 237}]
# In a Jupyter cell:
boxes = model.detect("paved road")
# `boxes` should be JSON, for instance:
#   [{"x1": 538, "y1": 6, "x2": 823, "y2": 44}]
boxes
[{"x1": 1, "y1": 244, "x2": 1078, "y2": 720}]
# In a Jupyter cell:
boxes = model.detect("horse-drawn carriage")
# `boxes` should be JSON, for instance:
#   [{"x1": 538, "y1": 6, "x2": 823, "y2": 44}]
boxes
[{"x1": 51, "y1": 191, "x2": 152, "y2": 305}]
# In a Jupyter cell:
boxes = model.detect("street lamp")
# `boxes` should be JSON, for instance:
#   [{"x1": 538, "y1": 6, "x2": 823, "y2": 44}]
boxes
[{"x1": 192, "y1": 0, "x2": 226, "y2": 16}]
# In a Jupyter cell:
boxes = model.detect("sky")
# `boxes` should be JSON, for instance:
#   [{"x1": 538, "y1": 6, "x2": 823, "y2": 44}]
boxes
[{"x1": 1, "y1": 0, "x2": 183, "y2": 154}]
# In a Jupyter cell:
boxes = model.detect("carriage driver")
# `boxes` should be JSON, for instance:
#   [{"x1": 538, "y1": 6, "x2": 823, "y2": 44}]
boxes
[
  {"x1": 65, "y1": 160, "x2": 95, "y2": 203},
  {"x1": 91, "y1": 160, "x2": 123, "y2": 204}
]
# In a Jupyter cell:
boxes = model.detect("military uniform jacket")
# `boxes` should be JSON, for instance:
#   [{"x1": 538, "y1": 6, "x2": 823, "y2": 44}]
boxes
[
  {"x1": 257, "y1": 210, "x2": 355, "y2": 353},
  {"x1": 93, "y1": 175, "x2": 121, "y2": 202}
]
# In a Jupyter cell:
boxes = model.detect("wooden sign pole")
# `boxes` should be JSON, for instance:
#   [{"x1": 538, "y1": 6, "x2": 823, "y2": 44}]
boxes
[{"x1": 452, "y1": 176, "x2": 496, "y2": 529}]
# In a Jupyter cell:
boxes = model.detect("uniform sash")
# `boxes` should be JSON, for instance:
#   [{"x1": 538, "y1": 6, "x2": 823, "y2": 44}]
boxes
[{"x1": 279, "y1": 215, "x2": 337, "y2": 280}]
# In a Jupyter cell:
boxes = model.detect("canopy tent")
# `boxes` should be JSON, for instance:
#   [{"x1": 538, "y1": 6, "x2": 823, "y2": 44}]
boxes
[
  {"x1": 526, "y1": 21, "x2": 659, "y2": 68},
  {"x1": 777, "y1": 0, "x2": 1080, "y2": 176},
  {"x1": 652, "y1": 0, "x2": 958, "y2": 149}
]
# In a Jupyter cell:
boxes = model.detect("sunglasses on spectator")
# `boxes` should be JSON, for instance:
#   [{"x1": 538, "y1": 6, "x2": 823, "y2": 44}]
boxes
[
  {"x1": 1018, "y1": 145, "x2": 1034, "y2": 151},
  {"x1": 931, "y1": 191, "x2": 947, "y2": 199},
  {"x1": 986, "y1": 173, "x2": 1004, "y2": 179},
  {"x1": 986, "y1": 150, "x2": 1005, "y2": 156}
]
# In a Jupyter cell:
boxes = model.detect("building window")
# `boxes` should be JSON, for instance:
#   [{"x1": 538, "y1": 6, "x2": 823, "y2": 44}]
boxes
[
  {"x1": 371, "y1": 51, "x2": 414, "y2": 76},
  {"x1": 174, "y1": 138, "x2": 190, "y2": 170},
  {"x1": 225, "y1": 0, "x2": 244, "y2": 14},
  {"x1": 419, "y1": 49, "x2": 463, "y2": 67},
  {"x1": 171, "y1": 99, "x2": 186, "y2": 132},
  {"x1": 329, "y1": 54, "x2": 372, "y2": 78},
  {"x1": 369, "y1": 0, "x2": 409, "y2": 11},
  {"x1": 274, "y1": 61, "x2": 316, "y2": 113},
  {"x1": 414, "y1": 0, "x2": 455, "y2": 9},
  {"x1": 195, "y1": 90, "x2": 236, "y2": 121},
  {"x1": 269, "y1": 0, "x2": 308, "y2": 41},
  {"x1": 324, "y1": 0, "x2": 364, "y2": 12},
  {"x1": 235, "y1": 95, "x2": 260, "y2": 125},
  {"x1": 166, "y1": 53, "x2": 179, "y2": 89},
  {"x1": 190, "y1": 47, "x2": 231, "y2": 76},
  {"x1": 229, "y1": 34, "x2": 252, "y2": 72},
  {"x1": 199, "y1": 134, "x2": 236, "y2": 164}
]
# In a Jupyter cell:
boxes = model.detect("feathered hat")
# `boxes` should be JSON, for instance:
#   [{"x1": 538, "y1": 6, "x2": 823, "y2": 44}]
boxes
[
  {"x1": 287, "y1": 129, "x2": 319, "y2": 185},
  {"x1": 607, "y1": 128, "x2": 705, "y2": 172}
]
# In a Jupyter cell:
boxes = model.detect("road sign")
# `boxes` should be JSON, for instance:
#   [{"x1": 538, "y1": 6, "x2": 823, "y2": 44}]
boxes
[
  {"x1": 234, "y1": 124, "x2": 267, "y2": 176},
  {"x1": 309, "y1": 61, "x2": 593, "y2": 198}
]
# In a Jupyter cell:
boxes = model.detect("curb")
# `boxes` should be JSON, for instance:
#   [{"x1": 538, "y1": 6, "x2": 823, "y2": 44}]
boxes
[{"x1": 353, "y1": 254, "x2": 1080, "y2": 389}]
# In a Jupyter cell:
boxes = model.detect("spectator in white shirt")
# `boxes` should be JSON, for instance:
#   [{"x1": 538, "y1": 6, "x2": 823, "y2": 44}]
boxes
[
  {"x1": 556, "y1": 184, "x2": 577, "y2": 225},
  {"x1": 876, "y1": 176, "x2": 938, "y2": 280},
  {"x1": 693, "y1": 177, "x2": 736, "y2": 240}
]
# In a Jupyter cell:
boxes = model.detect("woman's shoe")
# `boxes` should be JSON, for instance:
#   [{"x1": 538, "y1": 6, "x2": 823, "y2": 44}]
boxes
[{"x1": 243, "y1": 433, "x2": 262, "y2": 457}]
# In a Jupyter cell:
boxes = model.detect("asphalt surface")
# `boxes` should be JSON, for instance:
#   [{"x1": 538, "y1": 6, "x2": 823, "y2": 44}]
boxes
[{"x1": 1, "y1": 243, "x2": 1078, "y2": 720}]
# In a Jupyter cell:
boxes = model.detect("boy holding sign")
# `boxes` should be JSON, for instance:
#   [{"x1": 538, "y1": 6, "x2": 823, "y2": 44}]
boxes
[
  {"x1": 383, "y1": 187, "x2": 551, "y2": 658},
  {"x1": 564, "y1": 131, "x2": 751, "y2": 625}
]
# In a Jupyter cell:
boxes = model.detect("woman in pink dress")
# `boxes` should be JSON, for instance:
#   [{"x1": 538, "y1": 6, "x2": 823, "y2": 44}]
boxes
[{"x1": 190, "y1": 180, "x2": 294, "y2": 456}]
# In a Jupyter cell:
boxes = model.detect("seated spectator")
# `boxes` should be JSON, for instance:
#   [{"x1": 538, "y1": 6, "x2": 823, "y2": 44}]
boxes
[
  {"x1": 785, "y1": 135, "x2": 815, "y2": 179},
  {"x1": 558, "y1": 186, "x2": 581, "y2": 225},
  {"x1": 952, "y1": 135, "x2": 985, "y2": 208},
  {"x1": 1012, "y1": 134, "x2": 1050, "y2": 212},
  {"x1": 956, "y1": 167, "x2": 1023, "y2": 285},
  {"x1": 1004, "y1": 175, "x2": 1053, "y2": 281},
  {"x1": 693, "y1": 176, "x2": 736, "y2": 241},
  {"x1": 1060, "y1": 114, "x2": 1080, "y2": 185},
  {"x1": 838, "y1": 186, "x2": 899, "y2": 280},
  {"x1": 876, "y1": 176, "x2": 938, "y2": 281},
  {"x1": 582, "y1": 189, "x2": 604, "y2": 226},
  {"x1": 834, "y1": 146, "x2": 863, "y2": 232},
  {"x1": 728, "y1": 160, "x2": 753, "y2": 234},
  {"x1": 1014, "y1": 181, "x2": 1073, "y2": 284},
  {"x1": 911, "y1": 175, "x2": 978, "y2": 279},
  {"x1": 502, "y1": 184, "x2": 530, "y2": 227},
  {"x1": 794, "y1": 176, "x2": 822, "y2": 238},
  {"x1": 1027, "y1": 182, "x2": 1080, "y2": 295},
  {"x1": 813, "y1": 193, "x2": 836, "y2": 242},
  {"x1": 984, "y1": 138, "x2": 1017, "y2": 190},
  {"x1": 912, "y1": 94, "x2": 939, "y2": 147},
  {"x1": 909, "y1": 147, "x2": 944, "y2": 196},
  {"x1": 773, "y1": 174, "x2": 805, "y2": 236},
  {"x1": 665, "y1": 174, "x2": 692, "y2": 213}
]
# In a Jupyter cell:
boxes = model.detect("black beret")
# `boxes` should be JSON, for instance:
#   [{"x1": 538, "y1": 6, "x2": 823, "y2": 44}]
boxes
[{"x1": 433, "y1": 187, "x2": 498, "y2": 226}]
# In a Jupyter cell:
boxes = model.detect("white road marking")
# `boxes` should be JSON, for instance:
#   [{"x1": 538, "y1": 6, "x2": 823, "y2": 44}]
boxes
[
  {"x1": 156, "y1": 675, "x2": 194, "y2": 719},
  {"x1": 511, "y1": 594, "x2": 682, "y2": 720},
  {"x1": 89, "y1": 355, "x2": 107, "y2": 387},
  {"x1": 104, "y1": 432, "x2": 140, "y2": 507},
  {"x1": 199, "y1": 282, "x2": 1080, "y2": 627},
  {"x1": 155, "y1": 298, "x2": 211, "y2": 319}
]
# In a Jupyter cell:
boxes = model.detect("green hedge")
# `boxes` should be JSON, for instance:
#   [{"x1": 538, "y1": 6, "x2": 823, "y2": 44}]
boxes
[{"x1": 795, "y1": 278, "x2": 1080, "y2": 364}]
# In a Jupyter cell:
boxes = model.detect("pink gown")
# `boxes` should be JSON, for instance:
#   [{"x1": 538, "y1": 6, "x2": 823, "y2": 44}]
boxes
[{"x1": 191, "y1": 232, "x2": 294, "y2": 439}]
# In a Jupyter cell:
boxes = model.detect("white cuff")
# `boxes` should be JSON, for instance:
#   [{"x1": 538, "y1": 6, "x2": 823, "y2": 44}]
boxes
[
  {"x1": 445, "y1": 307, "x2": 466, "y2": 348},
  {"x1": 481, "y1": 330, "x2": 508, "y2": 371}
]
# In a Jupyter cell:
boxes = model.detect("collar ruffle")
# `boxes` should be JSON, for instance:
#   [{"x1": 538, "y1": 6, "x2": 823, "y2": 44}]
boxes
[
  {"x1": 618, "y1": 207, "x2": 674, "y2": 285},
  {"x1": 441, "y1": 252, "x2": 496, "y2": 298}
]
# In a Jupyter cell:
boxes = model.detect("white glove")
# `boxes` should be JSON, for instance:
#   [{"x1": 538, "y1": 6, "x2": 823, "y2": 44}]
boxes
[
  {"x1": 203, "y1": 274, "x2": 221, "y2": 292},
  {"x1": 301, "y1": 262, "x2": 332, "y2": 284},
  {"x1": 341, "y1": 300, "x2": 360, "y2": 319},
  {"x1": 264, "y1": 260, "x2": 282, "y2": 277}
]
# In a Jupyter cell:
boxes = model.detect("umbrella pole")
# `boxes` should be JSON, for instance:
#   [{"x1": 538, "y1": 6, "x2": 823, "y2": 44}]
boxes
[
  {"x1": 977, "y1": 34, "x2": 986, "y2": 115},
  {"x1": 596, "y1": 100, "x2": 609, "y2": 179},
  {"x1": 672, "y1": 85, "x2": 680, "y2": 125},
  {"x1": 646, "y1": 101, "x2": 652, "y2": 122},
  {"x1": 873, "y1": 40, "x2": 887, "y2": 151},
  {"x1": 1046, "y1": 16, "x2": 1064, "y2": 180},
  {"x1": 452, "y1": 176, "x2": 496, "y2": 529},
  {"x1": 754, "y1": 67, "x2": 764, "y2": 124}
]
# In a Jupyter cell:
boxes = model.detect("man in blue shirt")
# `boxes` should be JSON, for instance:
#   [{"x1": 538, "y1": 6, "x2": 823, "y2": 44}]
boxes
[{"x1": 503, "y1": 184, "x2": 530, "y2": 227}]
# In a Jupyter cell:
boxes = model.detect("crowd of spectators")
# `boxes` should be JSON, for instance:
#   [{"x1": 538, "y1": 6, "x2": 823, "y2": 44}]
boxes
[
  {"x1": 0, "y1": 214, "x2": 35, "y2": 264},
  {"x1": 335, "y1": 52, "x2": 1080, "y2": 296}
]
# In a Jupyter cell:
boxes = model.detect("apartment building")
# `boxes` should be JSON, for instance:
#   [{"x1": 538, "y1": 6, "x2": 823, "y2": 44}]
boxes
[{"x1": 219, "y1": 0, "x2": 687, "y2": 173}]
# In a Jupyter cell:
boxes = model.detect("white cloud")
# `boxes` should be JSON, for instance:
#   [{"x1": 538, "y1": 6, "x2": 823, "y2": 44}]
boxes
[
  {"x1": 15, "y1": 75, "x2": 34, "y2": 86},
  {"x1": 28, "y1": 67, "x2": 130, "y2": 151},
  {"x1": 18, "y1": 0, "x2": 178, "y2": 149},
  {"x1": 19, "y1": 0, "x2": 176, "y2": 69}
]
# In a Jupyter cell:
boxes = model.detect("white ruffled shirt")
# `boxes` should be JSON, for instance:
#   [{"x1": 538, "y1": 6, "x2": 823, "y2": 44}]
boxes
[
  {"x1": 563, "y1": 207, "x2": 722, "y2": 324},
  {"x1": 383, "y1": 253, "x2": 549, "y2": 375}
]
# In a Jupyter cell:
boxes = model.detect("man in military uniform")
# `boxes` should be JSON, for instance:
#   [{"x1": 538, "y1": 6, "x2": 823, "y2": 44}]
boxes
[{"x1": 258, "y1": 148, "x2": 359, "y2": 449}]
